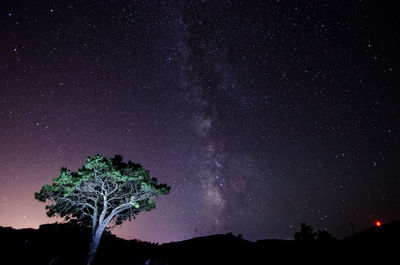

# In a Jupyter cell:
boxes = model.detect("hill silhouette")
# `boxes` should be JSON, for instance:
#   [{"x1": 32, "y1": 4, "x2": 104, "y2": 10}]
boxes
[
  {"x1": 344, "y1": 220, "x2": 400, "y2": 241},
  {"x1": 0, "y1": 221, "x2": 398, "y2": 264}
]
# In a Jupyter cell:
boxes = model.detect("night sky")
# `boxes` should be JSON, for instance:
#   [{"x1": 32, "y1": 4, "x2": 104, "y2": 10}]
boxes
[{"x1": 1, "y1": 0, "x2": 399, "y2": 243}]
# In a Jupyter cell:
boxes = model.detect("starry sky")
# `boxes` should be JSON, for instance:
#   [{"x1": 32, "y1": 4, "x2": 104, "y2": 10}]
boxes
[{"x1": 0, "y1": 0, "x2": 399, "y2": 243}]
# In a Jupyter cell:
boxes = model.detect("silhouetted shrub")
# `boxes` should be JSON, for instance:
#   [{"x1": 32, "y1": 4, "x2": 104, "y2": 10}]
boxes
[
  {"x1": 294, "y1": 223, "x2": 336, "y2": 240},
  {"x1": 316, "y1": 229, "x2": 336, "y2": 240},
  {"x1": 295, "y1": 223, "x2": 316, "y2": 240}
]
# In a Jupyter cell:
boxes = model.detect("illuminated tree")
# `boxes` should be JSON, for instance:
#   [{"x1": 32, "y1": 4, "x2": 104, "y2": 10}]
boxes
[{"x1": 35, "y1": 155, "x2": 170, "y2": 265}]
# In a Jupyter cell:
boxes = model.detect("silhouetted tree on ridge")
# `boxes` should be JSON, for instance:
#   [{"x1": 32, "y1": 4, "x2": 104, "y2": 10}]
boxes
[{"x1": 295, "y1": 223, "x2": 336, "y2": 240}]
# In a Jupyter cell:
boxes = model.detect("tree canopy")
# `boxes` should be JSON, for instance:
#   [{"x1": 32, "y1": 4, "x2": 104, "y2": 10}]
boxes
[{"x1": 35, "y1": 154, "x2": 170, "y2": 265}]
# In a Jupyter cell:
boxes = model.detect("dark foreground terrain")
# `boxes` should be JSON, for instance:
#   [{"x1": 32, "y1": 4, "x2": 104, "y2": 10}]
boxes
[{"x1": 0, "y1": 221, "x2": 399, "y2": 265}]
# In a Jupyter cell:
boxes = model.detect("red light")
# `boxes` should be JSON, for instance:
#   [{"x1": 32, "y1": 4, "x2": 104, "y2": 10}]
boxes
[{"x1": 375, "y1": 221, "x2": 382, "y2": 227}]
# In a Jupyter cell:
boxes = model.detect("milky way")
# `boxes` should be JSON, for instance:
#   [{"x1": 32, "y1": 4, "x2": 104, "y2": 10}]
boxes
[{"x1": 0, "y1": 1, "x2": 399, "y2": 242}]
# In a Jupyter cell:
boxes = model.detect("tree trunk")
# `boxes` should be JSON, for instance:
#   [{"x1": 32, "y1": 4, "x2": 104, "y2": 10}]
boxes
[{"x1": 85, "y1": 225, "x2": 105, "y2": 265}]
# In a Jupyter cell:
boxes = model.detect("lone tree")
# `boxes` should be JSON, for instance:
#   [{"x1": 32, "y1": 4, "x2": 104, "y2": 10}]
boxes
[
  {"x1": 295, "y1": 223, "x2": 316, "y2": 240},
  {"x1": 35, "y1": 154, "x2": 170, "y2": 265}
]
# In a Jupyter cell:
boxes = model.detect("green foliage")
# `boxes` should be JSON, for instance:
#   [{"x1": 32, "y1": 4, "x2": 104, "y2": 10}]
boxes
[{"x1": 35, "y1": 154, "x2": 170, "y2": 226}]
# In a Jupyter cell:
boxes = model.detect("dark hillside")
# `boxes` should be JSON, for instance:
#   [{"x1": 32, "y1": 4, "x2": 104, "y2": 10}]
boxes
[
  {"x1": 344, "y1": 220, "x2": 400, "y2": 241},
  {"x1": 0, "y1": 222, "x2": 398, "y2": 264}
]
